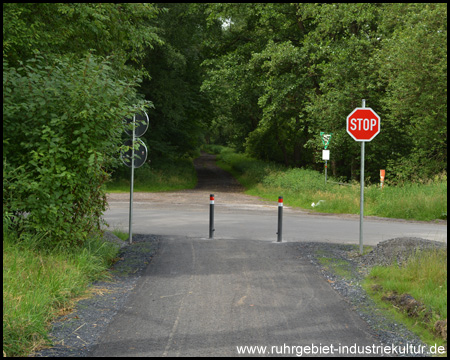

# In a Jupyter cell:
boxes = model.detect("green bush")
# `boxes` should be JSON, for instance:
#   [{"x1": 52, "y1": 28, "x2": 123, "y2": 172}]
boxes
[
  {"x1": 203, "y1": 144, "x2": 226, "y2": 155},
  {"x1": 218, "y1": 147, "x2": 282, "y2": 187},
  {"x1": 3, "y1": 53, "x2": 150, "y2": 249}
]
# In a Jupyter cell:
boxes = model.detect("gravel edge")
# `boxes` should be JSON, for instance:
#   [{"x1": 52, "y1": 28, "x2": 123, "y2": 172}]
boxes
[
  {"x1": 31, "y1": 236, "x2": 445, "y2": 357},
  {"x1": 297, "y1": 239, "x2": 446, "y2": 357},
  {"x1": 31, "y1": 234, "x2": 160, "y2": 357}
]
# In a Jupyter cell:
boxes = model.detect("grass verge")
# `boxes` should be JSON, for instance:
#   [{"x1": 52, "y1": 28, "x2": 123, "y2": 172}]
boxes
[
  {"x1": 106, "y1": 157, "x2": 197, "y2": 192},
  {"x1": 315, "y1": 245, "x2": 373, "y2": 278},
  {"x1": 208, "y1": 145, "x2": 447, "y2": 222},
  {"x1": 312, "y1": 244, "x2": 447, "y2": 355},
  {"x1": 3, "y1": 225, "x2": 120, "y2": 357},
  {"x1": 362, "y1": 248, "x2": 447, "y2": 353},
  {"x1": 110, "y1": 228, "x2": 129, "y2": 242}
]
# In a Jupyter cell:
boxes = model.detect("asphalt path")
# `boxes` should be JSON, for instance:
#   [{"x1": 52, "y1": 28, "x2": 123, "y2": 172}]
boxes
[
  {"x1": 94, "y1": 153, "x2": 446, "y2": 356},
  {"x1": 92, "y1": 237, "x2": 381, "y2": 357}
]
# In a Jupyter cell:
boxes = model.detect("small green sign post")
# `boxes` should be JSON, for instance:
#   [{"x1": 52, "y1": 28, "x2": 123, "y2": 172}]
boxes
[
  {"x1": 320, "y1": 132, "x2": 332, "y2": 149},
  {"x1": 320, "y1": 132, "x2": 332, "y2": 184}
]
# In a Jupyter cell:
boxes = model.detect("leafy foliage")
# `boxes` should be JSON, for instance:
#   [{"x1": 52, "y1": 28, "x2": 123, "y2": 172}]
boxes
[
  {"x1": 200, "y1": 3, "x2": 447, "y2": 181},
  {"x1": 377, "y1": 4, "x2": 447, "y2": 182},
  {"x1": 136, "y1": 3, "x2": 213, "y2": 159},
  {"x1": 3, "y1": 3, "x2": 163, "y2": 70},
  {"x1": 3, "y1": 54, "x2": 150, "y2": 248},
  {"x1": 3, "y1": 3, "x2": 162, "y2": 248}
]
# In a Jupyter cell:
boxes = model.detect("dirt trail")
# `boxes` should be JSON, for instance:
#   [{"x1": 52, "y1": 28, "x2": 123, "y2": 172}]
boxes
[
  {"x1": 106, "y1": 152, "x2": 276, "y2": 208},
  {"x1": 192, "y1": 152, "x2": 244, "y2": 192}
]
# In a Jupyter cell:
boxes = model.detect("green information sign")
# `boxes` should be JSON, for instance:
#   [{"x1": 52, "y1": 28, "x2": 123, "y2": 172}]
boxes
[{"x1": 320, "y1": 132, "x2": 332, "y2": 149}]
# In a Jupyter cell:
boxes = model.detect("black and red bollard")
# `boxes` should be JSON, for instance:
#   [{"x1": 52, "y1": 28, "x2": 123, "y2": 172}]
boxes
[
  {"x1": 209, "y1": 194, "x2": 215, "y2": 239},
  {"x1": 277, "y1": 196, "x2": 283, "y2": 242}
]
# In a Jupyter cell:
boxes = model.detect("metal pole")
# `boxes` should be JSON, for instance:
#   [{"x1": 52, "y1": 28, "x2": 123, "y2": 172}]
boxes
[
  {"x1": 277, "y1": 196, "x2": 283, "y2": 242},
  {"x1": 129, "y1": 116, "x2": 135, "y2": 245},
  {"x1": 359, "y1": 99, "x2": 366, "y2": 255},
  {"x1": 360, "y1": 141, "x2": 365, "y2": 255},
  {"x1": 325, "y1": 160, "x2": 328, "y2": 185},
  {"x1": 209, "y1": 194, "x2": 215, "y2": 239}
]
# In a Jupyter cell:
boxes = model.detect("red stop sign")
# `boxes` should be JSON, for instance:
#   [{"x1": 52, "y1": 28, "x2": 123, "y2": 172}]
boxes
[{"x1": 346, "y1": 108, "x2": 380, "y2": 141}]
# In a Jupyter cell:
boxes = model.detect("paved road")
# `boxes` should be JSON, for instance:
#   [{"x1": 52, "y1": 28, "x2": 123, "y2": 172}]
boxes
[
  {"x1": 94, "y1": 154, "x2": 446, "y2": 356},
  {"x1": 92, "y1": 236, "x2": 381, "y2": 357},
  {"x1": 103, "y1": 195, "x2": 446, "y2": 246}
]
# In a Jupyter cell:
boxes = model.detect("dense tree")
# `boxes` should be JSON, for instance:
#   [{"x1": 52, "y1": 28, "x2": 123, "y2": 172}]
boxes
[
  {"x1": 3, "y1": 3, "x2": 159, "y2": 247},
  {"x1": 3, "y1": 3, "x2": 162, "y2": 69},
  {"x1": 137, "y1": 3, "x2": 213, "y2": 159},
  {"x1": 376, "y1": 3, "x2": 447, "y2": 182},
  {"x1": 200, "y1": 3, "x2": 446, "y2": 181}
]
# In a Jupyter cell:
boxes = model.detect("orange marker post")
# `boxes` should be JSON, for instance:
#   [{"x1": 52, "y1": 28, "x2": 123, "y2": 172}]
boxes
[{"x1": 380, "y1": 170, "x2": 385, "y2": 189}]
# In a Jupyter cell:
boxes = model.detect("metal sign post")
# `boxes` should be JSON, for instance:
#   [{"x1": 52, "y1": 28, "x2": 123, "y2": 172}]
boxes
[
  {"x1": 322, "y1": 149, "x2": 330, "y2": 185},
  {"x1": 346, "y1": 100, "x2": 380, "y2": 254},
  {"x1": 129, "y1": 120, "x2": 135, "y2": 244},
  {"x1": 358, "y1": 99, "x2": 366, "y2": 255},
  {"x1": 359, "y1": 122, "x2": 365, "y2": 254},
  {"x1": 121, "y1": 111, "x2": 149, "y2": 244}
]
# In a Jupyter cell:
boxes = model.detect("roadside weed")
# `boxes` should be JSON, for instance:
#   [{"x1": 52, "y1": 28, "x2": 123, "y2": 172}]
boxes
[
  {"x1": 363, "y1": 248, "x2": 447, "y2": 350},
  {"x1": 3, "y1": 226, "x2": 119, "y2": 357},
  {"x1": 212, "y1": 146, "x2": 446, "y2": 222}
]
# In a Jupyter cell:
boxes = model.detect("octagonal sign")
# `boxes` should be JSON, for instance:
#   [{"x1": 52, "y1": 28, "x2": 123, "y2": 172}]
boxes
[{"x1": 346, "y1": 107, "x2": 380, "y2": 141}]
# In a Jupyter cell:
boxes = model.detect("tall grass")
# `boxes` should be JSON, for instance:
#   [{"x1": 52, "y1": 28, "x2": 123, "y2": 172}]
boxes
[
  {"x1": 363, "y1": 248, "x2": 447, "y2": 348},
  {"x1": 212, "y1": 146, "x2": 447, "y2": 221},
  {"x1": 3, "y1": 219, "x2": 119, "y2": 357},
  {"x1": 365, "y1": 180, "x2": 447, "y2": 220},
  {"x1": 106, "y1": 157, "x2": 197, "y2": 192},
  {"x1": 367, "y1": 248, "x2": 447, "y2": 318}
]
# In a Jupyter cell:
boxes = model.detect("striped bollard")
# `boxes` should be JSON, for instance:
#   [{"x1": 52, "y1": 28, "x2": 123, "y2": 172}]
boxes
[
  {"x1": 277, "y1": 196, "x2": 283, "y2": 242},
  {"x1": 209, "y1": 194, "x2": 215, "y2": 239}
]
